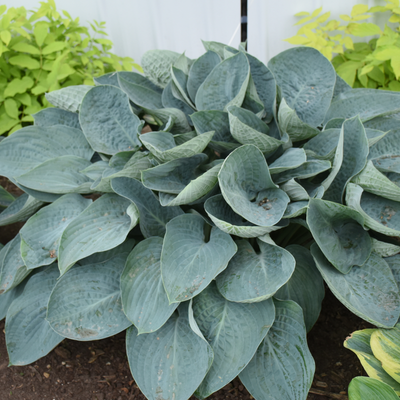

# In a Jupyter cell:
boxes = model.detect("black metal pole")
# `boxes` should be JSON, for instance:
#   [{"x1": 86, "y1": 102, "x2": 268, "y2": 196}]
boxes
[{"x1": 241, "y1": 0, "x2": 247, "y2": 44}]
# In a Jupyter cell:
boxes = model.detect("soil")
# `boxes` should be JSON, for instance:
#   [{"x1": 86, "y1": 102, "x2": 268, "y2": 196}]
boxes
[{"x1": 0, "y1": 179, "x2": 370, "y2": 400}]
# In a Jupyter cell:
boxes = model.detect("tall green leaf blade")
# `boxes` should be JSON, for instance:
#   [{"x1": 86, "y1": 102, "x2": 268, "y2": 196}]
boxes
[
  {"x1": 239, "y1": 299, "x2": 315, "y2": 400},
  {"x1": 195, "y1": 52, "x2": 250, "y2": 111},
  {"x1": 126, "y1": 303, "x2": 213, "y2": 400},
  {"x1": 121, "y1": 237, "x2": 178, "y2": 334},
  {"x1": 0, "y1": 194, "x2": 44, "y2": 226},
  {"x1": 193, "y1": 282, "x2": 275, "y2": 399},
  {"x1": 58, "y1": 194, "x2": 139, "y2": 275},
  {"x1": 79, "y1": 85, "x2": 143, "y2": 155},
  {"x1": 268, "y1": 47, "x2": 336, "y2": 127},
  {"x1": 348, "y1": 377, "x2": 399, "y2": 400},
  {"x1": 216, "y1": 239, "x2": 295, "y2": 303},
  {"x1": 33, "y1": 108, "x2": 80, "y2": 130},
  {"x1": 111, "y1": 177, "x2": 183, "y2": 238},
  {"x1": 45, "y1": 85, "x2": 92, "y2": 112},
  {"x1": 311, "y1": 243, "x2": 400, "y2": 328},
  {"x1": 161, "y1": 214, "x2": 237, "y2": 303},
  {"x1": 20, "y1": 194, "x2": 92, "y2": 270},
  {"x1": 5, "y1": 265, "x2": 63, "y2": 366},
  {"x1": 275, "y1": 245, "x2": 325, "y2": 332}
]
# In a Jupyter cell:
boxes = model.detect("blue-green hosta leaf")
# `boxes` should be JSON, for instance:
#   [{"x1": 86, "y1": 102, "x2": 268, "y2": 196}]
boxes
[
  {"x1": 346, "y1": 183, "x2": 400, "y2": 237},
  {"x1": 280, "y1": 180, "x2": 324, "y2": 201},
  {"x1": 191, "y1": 110, "x2": 240, "y2": 153},
  {"x1": 373, "y1": 240, "x2": 400, "y2": 258},
  {"x1": 218, "y1": 144, "x2": 289, "y2": 226},
  {"x1": 204, "y1": 194, "x2": 282, "y2": 238},
  {"x1": 333, "y1": 73, "x2": 351, "y2": 99},
  {"x1": 385, "y1": 254, "x2": 400, "y2": 288},
  {"x1": 272, "y1": 159, "x2": 331, "y2": 185},
  {"x1": 195, "y1": 52, "x2": 250, "y2": 111},
  {"x1": 239, "y1": 299, "x2": 315, "y2": 400},
  {"x1": 45, "y1": 85, "x2": 92, "y2": 112},
  {"x1": 277, "y1": 98, "x2": 320, "y2": 142},
  {"x1": 368, "y1": 131, "x2": 400, "y2": 161},
  {"x1": 311, "y1": 243, "x2": 400, "y2": 328},
  {"x1": 348, "y1": 377, "x2": 399, "y2": 400},
  {"x1": 142, "y1": 107, "x2": 191, "y2": 134},
  {"x1": 0, "y1": 125, "x2": 94, "y2": 179},
  {"x1": 366, "y1": 129, "x2": 388, "y2": 147},
  {"x1": 117, "y1": 71, "x2": 163, "y2": 109},
  {"x1": 216, "y1": 239, "x2": 295, "y2": 303},
  {"x1": 242, "y1": 75, "x2": 265, "y2": 117},
  {"x1": 352, "y1": 161, "x2": 400, "y2": 202},
  {"x1": 0, "y1": 186, "x2": 14, "y2": 208},
  {"x1": 111, "y1": 177, "x2": 183, "y2": 238},
  {"x1": 228, "y1": 106, "x2": 283, "y2": 153},
  {"x1": 323, "y1": 116, "x2": 369, "y2": 203},
  {"x1": 304, "y1": 129, "x2": 340, "y2": 160},
  {"x1": 58, "y1": 194, "x2": 139, "y2": 275},
  {"x1": 126, "y1": 303, "x2": 213, "y2": 400},
  {"x1": 15, "y1": 155, "x2": 93, "y2": 194},
  {"x1": 0, "y1": 277, "x2": 26, "y2": 321},
  {"x1": 307, "y1": 199, "x2": 371, "y2": 274},
  {"x1": 79, "y1": 85, "x2": 143, "y2": 155},
  {"x1": 47, "y1": 254, "x2": 131, "y2": 340},
  {"x1": 324, "y1": 89, "x2": 400, "y2": 124},
  {"x1": 193, "y1": 282, "x2": 275, "y2": 399},
  {"x1": 20, "y1": 194, "x2": 92, "y2": 270},
  {"x1": 121, "y1": 237, "x2": 178, "y2": 334},
  {"x1": 344, "y1": 329, "x2": 400, "y2": 394},
  {"x1": 187, "y1": 51, "x2": 220, "y2": 102},
  {"x1": 161, "y1": 81, "x2": 194, "y2": 118},
  {"x1": 0, "y1": 194, "x2": 44, "y2": 226},
  {"x1": 33, "y1": 108, "x2": 80, "y2": 129},
  {"x1": 140, "y1": 130, "x2": 214, "y2": 162},
  {"x1": 94, "y1": 72, "x2": 120, "y2": 87},
  {"x1": 268, "y1": 47, "x2": 336, "y2": 127},
  {"x1": 0, "y1": 235, "x2": 31, "y2": 294},
  {"x1": 161, "y1": 214, "x2": 237, "y2": 303},
  {"x1": 269, "y1": 148, "x2": 307, "y2": 175},
  {"x1": 171, "y1": 67, "x2": 196, "y2": 109},
  {"x1": 141, "y1": 49, "x2": 181, "y2": 88},
  {"x1": 202, "y1": 40, "x2": 228, "y2": 58},
  {"x1": 246, "y1": 53, "x2": 276, "y2": 123},
  {"x1": 283, "y1": 201, "x2": 309, "y2": 219},
  {"x1": 275, "y1": 245, "x2": 325, "y2": 332},
  {"x1": 324, "y1": 118, "x2": 345, "y2": 130},
  {"x1": 5, "y1": 266, "x2": 63, "y2": 366}
]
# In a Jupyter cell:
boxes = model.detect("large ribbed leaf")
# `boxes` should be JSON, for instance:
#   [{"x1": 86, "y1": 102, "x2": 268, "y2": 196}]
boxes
[
  {"x1": 121, "y1": 237, "x2": 178, "y2": 334},
  {"x1": 20, "y1": 194, "x2": 92, "y2": 270},
  {"x1": 344, "y1": 329, "x2": 400, "y2": 394},
  {"x1": 368, "y1": 131, "x2": 400, "y2": 161},
  {"x1": 370, "y1": 324, "x2": 400, "y2": 384},
  {"x1": 171, "y1": 67, "x2": 196, "y2": 109},
  {"x1": 117, "y1": 71, "x2": 163, "y2": 109},
  {"x1": 0, "y1": 194, "x2": 43, "y2": 226},
  {"x1": 5, "y1": 266, "x2": 63, "y2": 366},
  {"x1": 111, "y1": 177, "x2": 183, "y2": 238},
  {"x1": 33, "y1": 108, "x2": 80, "y2": 129},
  {"x1": 218, "y1": 145, "x2": 289, "y2": 226},
  {"x1": 324, "y1": 89, "x2": 400, "y2": 124},
  {"x1": 373, "y1": 240, "x2": 400, "y2": 258},
  {"x1": 275, "y1": 245, "x2": 325, "y2": 332},
  {"x1": 311, "y1": 244, "x2": 400, "y2": 328},
  {"x1": 228, "y1": 106, "x2": 283, "y2": 153},
  {"x1": 0, "y1": 278, "x2": 26, "y2": 321},
  {"x1": 142, "y1": 107, "x2": 191, "y2": 134},
  {"x1": 79, "y1": 85, "x2": 143, "y2": 155},
  {"x1": 307, "y1": 199, "x2": 371, "y2": 274},
  {"x1": 268, "y1": 47, "x2": 335, "y2": 127},
  {"x1": 239, "y1": 299, "x2": 315, "y2": 400},
  {"x1": 0, "y1": 125, "x2": 94, "y2": 179},
  {"x1": 216, "y1": 239, "x2": 295, "y2": 303},
  {"x1": 126, "y1": 303, "x2": 213, "y2": 400},
  {"x1": 269, "y1": 148, "x2": 307, "y2": 174},
  {"x1": 323, "y1": 116, "x2": 369, "y2": 203},
  {"x1": 304, "y1": 129, "x2": 341, "y2": 160},
  {"x1": 195, "y1": 52, "x2": 250, "y2": 111},
  {"x1": 187, "y1": 51, "x2": 220, "y2": 102},
  {"x1": 193, "y1": 282, "x2": 275, "y2": 399},
  {"x1": 58, "y1": 194, "x2": 139, "y2": 275},
  {"x1": 94, "y1": 72, "x2": 120, "y2": 87},
  {"x1": 0, "y1": 235, "x2": 31, "y2": 294},
  {"x1": 161, "y1": 214, "x2": 236, "y2": 303},
  {"x1": 45, "y1": 85, "x2": 92, "y2": 112},
  {"x1": 204, "y1": 194, "x2": 279, "y2": 238},
  {"x1": 348, "y1": 377, "x2": 399, "y2": 400},
  {"x1": 346, "y1": 183, "x2": 400, "y2": 237},
  {"x1": 47, "y1": 254, "x2": 131, "y2": 340},
  {"x1": 15, "y1": 155, "x2": 93, "y2": 194},
  {"x1": 162, "y1": 81, "x2": 194, "y2": 118}
]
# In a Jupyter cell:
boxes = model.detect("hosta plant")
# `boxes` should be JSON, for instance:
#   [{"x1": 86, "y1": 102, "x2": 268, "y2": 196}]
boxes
[{"x1": 2, "y1": 41, "x2": 400, "y2": 400}]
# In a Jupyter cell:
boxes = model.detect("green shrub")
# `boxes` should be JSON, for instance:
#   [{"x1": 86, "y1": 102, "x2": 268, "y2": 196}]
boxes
[
  {"x1": 1, "y1": 41, "x2": 400, "y2": 400},
  {"x1": 286, "y1": 1, "x2": 400, "y2": 90},
  {"x1": 0, "y1": 0, "x2": 141, "y2": 136}
]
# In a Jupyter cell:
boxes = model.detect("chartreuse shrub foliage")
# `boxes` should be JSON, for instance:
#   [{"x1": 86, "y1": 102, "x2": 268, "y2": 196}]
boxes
[
  {"x1": 286, "y1": 1, "x2": 400, "y2": 90},
  {"x1": 2, "y1": 41, "x2": 400, "y2": 400},
  {"x1": 0, "y1": 0, "x2": 141, "y2": 136}
]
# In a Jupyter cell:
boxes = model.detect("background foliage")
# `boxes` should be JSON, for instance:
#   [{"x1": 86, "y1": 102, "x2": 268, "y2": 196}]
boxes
[
  {"x1": 0, "y1": 0, "x2": 141, "y2": 136},
  {"x1": 286, "y1": 0, "x2": 400, "y2": 90}
]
